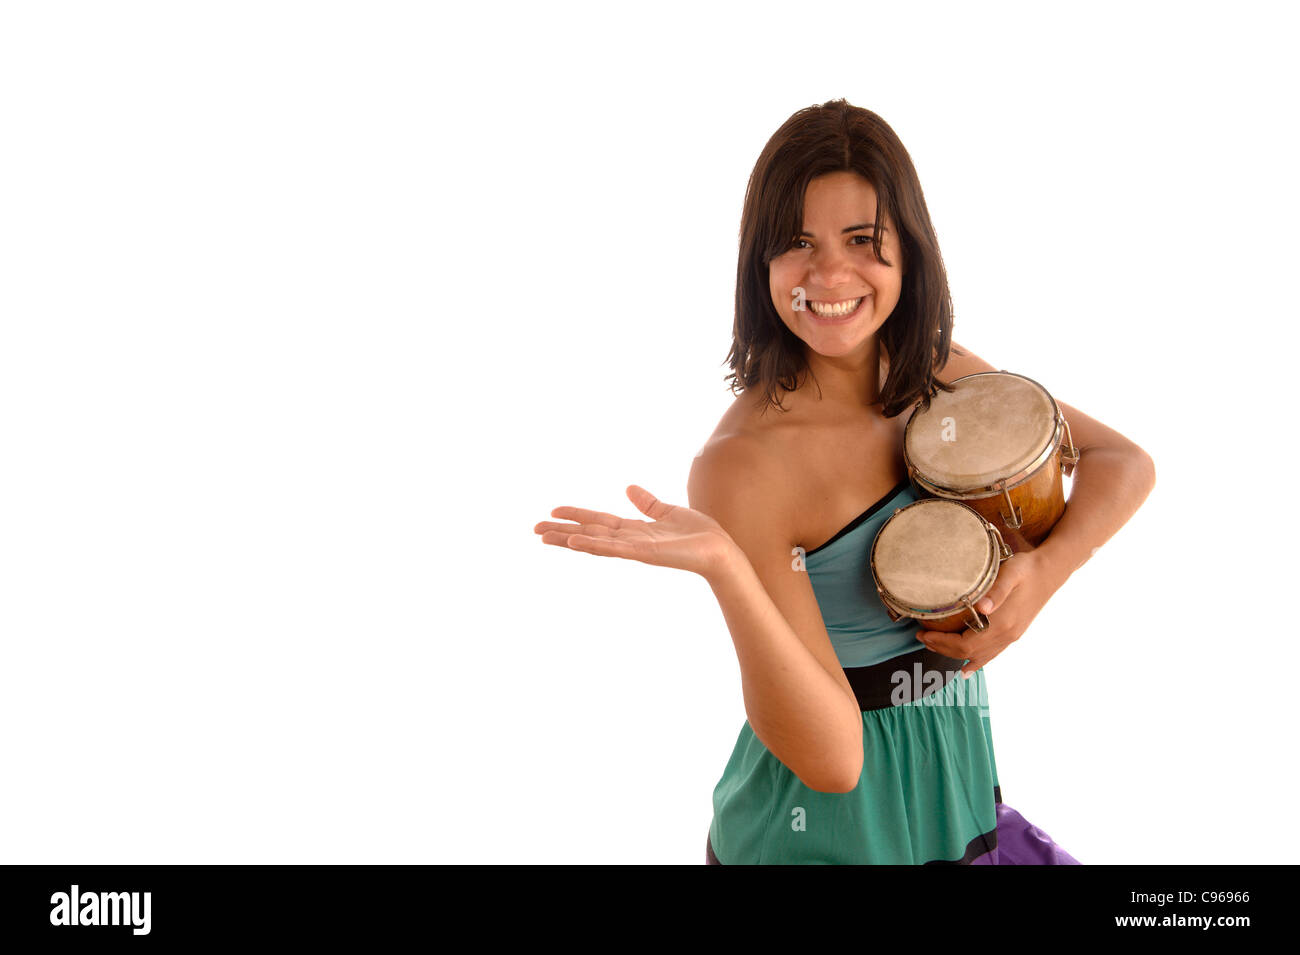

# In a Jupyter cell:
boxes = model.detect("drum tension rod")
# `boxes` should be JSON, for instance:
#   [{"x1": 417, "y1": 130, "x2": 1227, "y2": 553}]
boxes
[
  {"x1": 989, "y1": 523, "x2": 1013, "y2": 561},
  {"x1": 997, "y1": 484, "x2": 1023, "y2": 529},
  {"x1": 1061, "y1": 415, "x2": 1080, "y2": 477},
  {"x1": 962, "y1": 597, "x2": 988, "y2": 632}
]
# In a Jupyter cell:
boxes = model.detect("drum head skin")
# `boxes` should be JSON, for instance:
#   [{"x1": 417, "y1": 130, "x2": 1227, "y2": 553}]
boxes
[
  {"x1": 906, "y1": 373, "x2": 1056, "y2": 490},
  {"x1": 873, "y1": 500, "x2": 990, "y2": 611}
]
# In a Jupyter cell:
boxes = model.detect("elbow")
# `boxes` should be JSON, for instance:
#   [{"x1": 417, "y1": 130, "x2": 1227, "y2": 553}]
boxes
[
  {"x1": 799, "y1": 751, "x2": 864, "y2": 795},
  {"x1": 807, "y1": 707, "x2": 867, "y2": 793},
  {"x1": 816, "y1": 775, "x2": 861, "y2": 795},
  {"x1": 803, "y1": 769, "x2": 861, "y2": 795},
  {"x1": 1113, "y1": 441, "x2": 1155, "y2": 495},
  {"x1": 1134, "y1": 446, "x2": 1156, "y2": 494}
]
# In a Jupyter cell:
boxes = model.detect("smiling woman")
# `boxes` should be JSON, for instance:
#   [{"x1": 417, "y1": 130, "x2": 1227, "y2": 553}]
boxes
[
  {"x1": 535, "y1": 98, "x2": 1154, "y2": 864},
  {"x1": 727, "y1": 103, "x2": 964, "y2": 422}
]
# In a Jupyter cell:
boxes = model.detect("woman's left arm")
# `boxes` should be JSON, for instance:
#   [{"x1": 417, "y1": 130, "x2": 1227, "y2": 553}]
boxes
[
  {"x1": 1025, "y1": 396, "x2": 1157, "y2": 585},
  {"x1": 915, "y1": 345, "x2": 1157, "y2": 675}
]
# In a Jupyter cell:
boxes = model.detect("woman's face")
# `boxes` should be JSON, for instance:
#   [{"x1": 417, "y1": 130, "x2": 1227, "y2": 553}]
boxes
[{"x1": 768, "y1": 171, "x2": 905, "y2": 359}]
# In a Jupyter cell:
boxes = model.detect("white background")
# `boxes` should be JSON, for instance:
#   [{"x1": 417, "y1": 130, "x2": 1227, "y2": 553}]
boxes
[{"x1": 2, "y1": 0, "x2": 1296, "y2": 863}]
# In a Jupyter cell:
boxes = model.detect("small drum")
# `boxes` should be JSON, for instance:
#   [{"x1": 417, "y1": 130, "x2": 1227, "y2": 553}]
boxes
[
  {"x1": 870, "y1": 498, "x2": 1013, "y2": 633},
  {"x1": 904, "y1": 370, "x2": 1080, "y2": 553}
]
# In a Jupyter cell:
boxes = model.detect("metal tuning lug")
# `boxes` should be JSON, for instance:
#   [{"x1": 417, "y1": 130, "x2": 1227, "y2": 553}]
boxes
[
  {"x1": 1061, "y1": 416, "x2": 1080, "y2": 477},
  {"x1": 998, "y1": 486, "x2": 1023, "y2": 529},
  {"x1": 989, "y1": 523, "x2": 1012, "y2": 561},
  {"x1": 962, "y1": 597, "x2": 988, "y2": 632}
]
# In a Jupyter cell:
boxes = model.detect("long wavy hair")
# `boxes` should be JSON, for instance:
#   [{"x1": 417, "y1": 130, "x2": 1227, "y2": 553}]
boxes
[{"x1": 724, "y1": 98, "x2": 964, "y2": 418}]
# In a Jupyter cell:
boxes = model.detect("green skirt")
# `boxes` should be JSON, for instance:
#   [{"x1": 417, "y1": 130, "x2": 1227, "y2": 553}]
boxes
[{"x1": 708, "y1": 666, "x2": 1000, "y2": 864}]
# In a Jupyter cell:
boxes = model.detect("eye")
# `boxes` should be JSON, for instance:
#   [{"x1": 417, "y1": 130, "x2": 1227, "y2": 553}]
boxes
[
  {"x1": 789, "y1": 238, "x2": 811, "y2": 250},
  {"x1": 851, "y1": 234, "x2": 876, "y2": 246}
]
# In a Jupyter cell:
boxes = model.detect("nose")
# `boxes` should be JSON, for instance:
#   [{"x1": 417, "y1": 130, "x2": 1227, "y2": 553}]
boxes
[{"x1": 807, "y1": 242, "x2": 857, "y2": 290}]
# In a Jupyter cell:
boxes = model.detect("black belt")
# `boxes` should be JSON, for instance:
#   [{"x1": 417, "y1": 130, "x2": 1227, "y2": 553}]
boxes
[{"x1": 843, "y1": 647, "x2": 969, "y2": 711}]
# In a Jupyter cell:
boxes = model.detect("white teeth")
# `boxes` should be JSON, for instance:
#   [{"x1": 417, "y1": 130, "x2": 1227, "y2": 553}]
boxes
[{"x1": 808, "y1": 296, "x2": 864, "y2": 317}]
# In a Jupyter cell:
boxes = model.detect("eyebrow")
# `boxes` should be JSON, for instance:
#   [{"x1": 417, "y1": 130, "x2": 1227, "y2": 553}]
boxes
[{"x1": 797, "y1": 223, "x2": 885, "y2": 237}]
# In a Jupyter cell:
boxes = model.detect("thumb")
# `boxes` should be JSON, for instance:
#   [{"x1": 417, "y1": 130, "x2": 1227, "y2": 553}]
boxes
[
  {"x1": 626, "y1": 484, "x2": 671, "y2": 520},
  {"x1": 976, "y1": 578, "x2": 1011, "y2": 615}
]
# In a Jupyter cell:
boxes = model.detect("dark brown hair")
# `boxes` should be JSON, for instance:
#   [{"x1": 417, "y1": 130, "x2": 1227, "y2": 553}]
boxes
[{"x1": 724, "y1": 98, "x2": 964, "y2": 418}]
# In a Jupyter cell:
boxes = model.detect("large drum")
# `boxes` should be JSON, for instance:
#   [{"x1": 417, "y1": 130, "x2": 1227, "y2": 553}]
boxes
[
  {"x1": 904, "y1": 370, "x2": 1080, "y2": 553},
  {"x1": 870, "y1": 498, "x2": 1013, "y2": 633}
]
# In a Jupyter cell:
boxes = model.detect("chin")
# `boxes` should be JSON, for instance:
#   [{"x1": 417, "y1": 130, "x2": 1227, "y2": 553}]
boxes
[{"x1": 803, "y1": 336, "x2": 870, "y2": 359}]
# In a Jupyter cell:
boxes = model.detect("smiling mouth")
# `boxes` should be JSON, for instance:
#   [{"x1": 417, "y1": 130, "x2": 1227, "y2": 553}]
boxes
[{"x1": 807, "y1": 295, "x2": 868, "y2": 319}]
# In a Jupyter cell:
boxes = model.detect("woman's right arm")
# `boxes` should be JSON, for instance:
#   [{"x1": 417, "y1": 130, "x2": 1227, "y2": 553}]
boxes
[{"x1": 689, "y1": 438, "x2": 865, "y2": 794}]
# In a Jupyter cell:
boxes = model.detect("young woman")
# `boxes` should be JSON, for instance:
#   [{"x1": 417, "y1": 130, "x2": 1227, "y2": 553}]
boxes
[{"x1": 535, "y1": 99, "x2": 1155, "y2": 864}]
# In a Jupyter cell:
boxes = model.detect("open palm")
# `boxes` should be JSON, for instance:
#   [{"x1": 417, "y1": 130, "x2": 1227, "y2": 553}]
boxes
[{"x1": 534, "y1": 485, "x2": 735, "y2": 579}]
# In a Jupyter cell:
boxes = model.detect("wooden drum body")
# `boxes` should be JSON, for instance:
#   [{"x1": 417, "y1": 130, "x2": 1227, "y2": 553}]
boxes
[
  {"x1": 904, "y1": 371, "x2": 1080, "y2": 553},
  {"x1": 870, "y1": 498, "x2": 1013, "y2": 633}
]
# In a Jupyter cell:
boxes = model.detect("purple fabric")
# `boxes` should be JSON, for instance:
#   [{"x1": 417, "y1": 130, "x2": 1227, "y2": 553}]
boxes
[
  {"x1": 704, "y1": 800, "x2": 1080, "y2": 864},
  {"x1": 970, "y1": 802, "x2": 1081, "y2": 865}
]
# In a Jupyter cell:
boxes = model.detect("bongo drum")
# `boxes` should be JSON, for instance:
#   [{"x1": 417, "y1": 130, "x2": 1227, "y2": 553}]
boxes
[
  {"x1": 904, "y1": 370, "x2": 1080, "y2": 553},
  {"x1": 870, "y1": 498, "x2": 1013, "y2": 633}
]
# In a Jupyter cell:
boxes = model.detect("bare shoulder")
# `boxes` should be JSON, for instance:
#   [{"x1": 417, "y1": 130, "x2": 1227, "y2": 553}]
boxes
[
  {"x1": 934, "y1": 339, "x2": 999, "y2": 384},
  {"x1": 688, "y1": 394, "x2": 798, "y2": 551}
]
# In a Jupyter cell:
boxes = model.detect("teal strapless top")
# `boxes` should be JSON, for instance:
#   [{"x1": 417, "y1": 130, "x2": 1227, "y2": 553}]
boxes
[{"x1": 802, "y1": 478, "x2": 925, "y2": 668}]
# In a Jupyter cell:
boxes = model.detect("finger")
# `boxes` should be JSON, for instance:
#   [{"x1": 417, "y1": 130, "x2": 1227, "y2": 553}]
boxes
[
  {"x1": 626, "y1": 485, "x2": 673, "y2": 521},
  {"x1": 565, "y1": 532, "x2": 650, "y2": 562},
  {"x1": 953, "y1": 626, "x2": 998, "y2": 662},
  {"x1": 962, "y1": 620, "x2": 1016, "y2": 649},
  {"x1": 977, "y1": 571, "x2": 1020, "y2": 614},
  {"x1": 537, "y1": 529, "x2": 585, "y2": 548},
  {"x1": 539, "y1": 519, "x2": 633, "y2": 549},
  {"x1": 534, "y1": 520, "x2": 620, "y2": 538},
  {"x1": 917, "y1": 628, "x2": 963, "y2": 659},
  {"x1": 975, "y1": 588, "x2": 1003, "y2": 615},
  {"x1": 548, "y1": 505, "x2": 640, "y2": 530}
]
